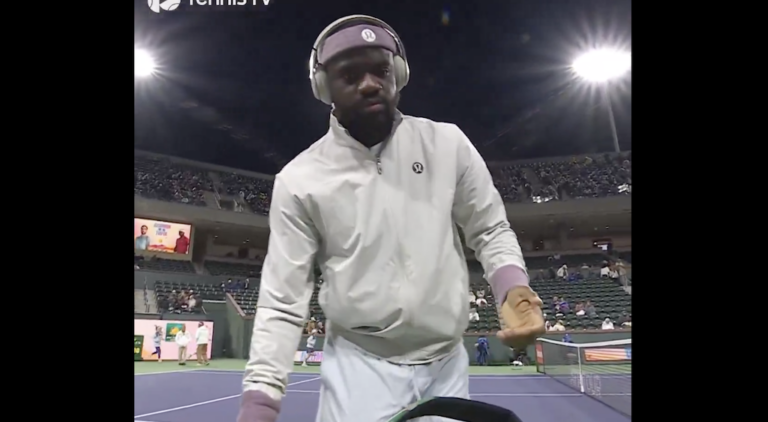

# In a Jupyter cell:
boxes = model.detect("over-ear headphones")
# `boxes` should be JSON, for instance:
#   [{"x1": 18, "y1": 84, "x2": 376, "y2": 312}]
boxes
[{"x1": 309, "y1": 15, "x2": 410, "y2": 105}]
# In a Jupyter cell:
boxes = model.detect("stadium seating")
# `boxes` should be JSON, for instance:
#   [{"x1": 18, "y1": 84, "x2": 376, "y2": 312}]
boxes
[
  {"x1": 217, "y1": 171, "x2": 273, "y2": 215},
  {"x1": 531, "y1": 278, "x2": 631, "y2": 330},
  {"x1": 137, "y1": 258, "x2": 196, "y2": 273},
  {"x1": 525, "y1": 253, "x2": 607, "y2": 270},
  {"x1": 204, "y1": 260, "x2": 261, "y2": 277},
  {"x1": 134, "y1": 152, "x2": 631, "y2": 212},
  {"x1": 134, "y1": 155, "x2": 213, "y2": 206}
]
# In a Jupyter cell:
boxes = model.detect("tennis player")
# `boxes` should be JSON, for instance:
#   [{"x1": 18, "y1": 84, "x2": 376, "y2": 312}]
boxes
[
  {"x1": 302, "y1": 326, "x2": 318, "y2": 367},
  {"x1": 237, "y1": 15, "x2": 545, "y2": 422},
  {"x1": 150, "y1": 326, "x2": 162, "y2": 362}
]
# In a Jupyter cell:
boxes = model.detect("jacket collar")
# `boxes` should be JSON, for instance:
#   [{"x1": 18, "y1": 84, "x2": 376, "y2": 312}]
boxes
[{"x1": 328, "y1": 110, "x2": 404, "y2": 152}]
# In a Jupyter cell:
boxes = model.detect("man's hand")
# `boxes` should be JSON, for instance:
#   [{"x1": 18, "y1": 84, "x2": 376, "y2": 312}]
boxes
[{"x1": 496, "y1": 286, "x2": 545, "y2": 350}]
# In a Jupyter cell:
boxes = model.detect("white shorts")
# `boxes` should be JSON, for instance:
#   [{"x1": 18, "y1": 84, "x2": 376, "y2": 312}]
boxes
[{"x1": 316, "y1": 335, "x2": 469, "y2": 422}]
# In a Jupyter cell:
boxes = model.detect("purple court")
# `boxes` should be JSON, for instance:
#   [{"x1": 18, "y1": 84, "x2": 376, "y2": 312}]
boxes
[{"x1": 134, "y1": 370, "x2": 630, "y2": 422}]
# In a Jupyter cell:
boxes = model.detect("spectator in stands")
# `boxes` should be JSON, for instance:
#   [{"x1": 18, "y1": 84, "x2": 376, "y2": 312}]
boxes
[
  {"x1": 618, "y1": 311, "x2": 631, "y2": 327},
  {"x1": 134, "y1": 156, "x2": 212, "y2": 206},
  {"x1": 244, "y1": 278, "x2": 251, "y2": 290},
  {"x1": 188, "y1": 294, "x2": 197, "y2": 310},
  {"x1": 585, "y1": 300, "x2": 597, "y2": 317},
  {"x1": 469, "y1": 307, "x2": 480, "y2": 322},
  {"x1": 475, "y1": 289, "x2": 488, "y2": 307},
  {"x1": 600, "y1": 261, "x2": 611, "y2": 278},
  {"x1": 168, "y1": 290, "x2": 178, "y2": 310},
  {"x1": 601, "y1": 318, "x2": 615, "y2": 330},
  {"x1": 550, "y1": 320, "x2": 565, "y2": 331},
  {"x1": 174, "y1": 230, "x2": 190, "y2": 254},
  {"x1": 574, "y1": 302, "x2": 585, "y2": 316},
  {"x1": 468, "y1": 290, "x2": 476, "y2": 305},
  {"x1": 556, "y1": 264, "x2": 568, "y2": 280},
  {"x1": 156, "y1": 295, "x2": 167, "y2": 312},
  {"x1": 135, "y1": 225, "x2": 151, "y2": 250},
  {"x1": 558, "y1": 298, "x2": 569, "y2": 313}
]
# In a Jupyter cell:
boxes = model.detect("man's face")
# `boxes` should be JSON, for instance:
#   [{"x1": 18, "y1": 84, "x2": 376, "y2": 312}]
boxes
[
  {"x1": 141, "y1": 226, "x2": 147, "y2": 235},
  {"x1": 179, "y1": 231, "x2": 184, "y2": 237},
  {"x1": 325, "y1": 47, "x2": 398, "y2": 130}
]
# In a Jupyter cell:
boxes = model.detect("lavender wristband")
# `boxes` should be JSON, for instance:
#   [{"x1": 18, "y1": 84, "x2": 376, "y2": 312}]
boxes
[
  {"x1": 237, "y1": 390, "x2": 281, "y2": 422},
  {"x1": 488, "y1": 265, "x2": 530, "y2": 306}
]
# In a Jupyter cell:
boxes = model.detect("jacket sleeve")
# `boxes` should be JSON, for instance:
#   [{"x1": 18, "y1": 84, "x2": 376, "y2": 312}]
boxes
[
  {"x1": 242, "y1": 174, "x2": 319, "y2": 401},
  {"x1": 450, "y1": 126, "x2": 529, "y2": 305}
]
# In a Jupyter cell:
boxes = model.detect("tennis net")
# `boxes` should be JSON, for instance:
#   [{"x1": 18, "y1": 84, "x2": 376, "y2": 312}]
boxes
[{"x1": 535, "y1": 337, "x2": 631, "y2": 416}]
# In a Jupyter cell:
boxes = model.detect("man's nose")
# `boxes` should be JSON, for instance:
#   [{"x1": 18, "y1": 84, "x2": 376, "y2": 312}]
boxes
[{"x1": 358, "y1": 74, "x2": 382, "y2": 96}]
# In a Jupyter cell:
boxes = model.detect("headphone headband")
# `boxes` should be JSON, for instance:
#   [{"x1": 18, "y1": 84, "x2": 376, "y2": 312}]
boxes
[{"x1": 308, "y1": 15, "x2": 407, "y2": 79}]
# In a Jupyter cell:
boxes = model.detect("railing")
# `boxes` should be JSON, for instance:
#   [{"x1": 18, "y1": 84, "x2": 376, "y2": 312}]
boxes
[
  {"x1": 212, "y1": 184, "x2": 223, "y2": 209},
  {"x1": 143, "y1": 275, "x2": 150, "y2": 313}
]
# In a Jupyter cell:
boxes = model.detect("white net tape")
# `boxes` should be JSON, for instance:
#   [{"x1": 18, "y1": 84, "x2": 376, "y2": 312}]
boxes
[{"x1": 535, "y1": 337, "x2": 631, "y2": 416}]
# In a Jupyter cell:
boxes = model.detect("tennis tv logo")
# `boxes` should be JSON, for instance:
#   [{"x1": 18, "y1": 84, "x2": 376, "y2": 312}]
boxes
[
  {"x1": 148, "y1": 0, "x2": 182, "y2": 13},
  {"x1": 147, "y1": 0, "x2": 272, "y2": 13}
]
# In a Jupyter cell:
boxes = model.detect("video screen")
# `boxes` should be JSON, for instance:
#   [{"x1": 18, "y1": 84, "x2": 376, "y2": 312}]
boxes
[{"x1": 134, "y1": 218, "x2": 192, "y2": 254}]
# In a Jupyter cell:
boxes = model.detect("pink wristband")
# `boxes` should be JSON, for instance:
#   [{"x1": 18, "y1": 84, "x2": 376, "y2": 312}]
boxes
[
  {"x1": 237, "y1": 390, "x2": 280, "y2": 422},
  {"x1": 488, "y1": 265, "x2": 529, "y2": 306}
]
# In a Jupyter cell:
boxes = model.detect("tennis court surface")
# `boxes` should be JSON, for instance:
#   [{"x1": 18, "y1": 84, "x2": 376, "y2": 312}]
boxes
[{"x1": 134, "y1": 368, "x2": 630, "y2": 422}]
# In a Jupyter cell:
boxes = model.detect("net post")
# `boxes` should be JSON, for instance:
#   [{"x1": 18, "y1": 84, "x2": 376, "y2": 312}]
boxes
[{"x1": 576, "y1": 344, "x2": 585, "y2": 394}]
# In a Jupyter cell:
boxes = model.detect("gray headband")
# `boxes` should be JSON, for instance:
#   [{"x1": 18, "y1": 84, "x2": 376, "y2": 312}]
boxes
[{"x1": 318, "y1": 24, "x2": 397, "y2": 65}]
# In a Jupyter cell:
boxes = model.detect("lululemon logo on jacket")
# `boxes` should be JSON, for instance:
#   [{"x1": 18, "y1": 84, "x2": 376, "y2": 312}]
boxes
[{"x1": 412, "y1": 162, "x2": 424, "y2": 174}]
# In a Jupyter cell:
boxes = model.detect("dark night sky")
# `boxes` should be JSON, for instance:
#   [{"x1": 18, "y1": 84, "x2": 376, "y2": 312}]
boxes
[{"x1": 135, "y1": 0, "x2": 631, "y2": 175}]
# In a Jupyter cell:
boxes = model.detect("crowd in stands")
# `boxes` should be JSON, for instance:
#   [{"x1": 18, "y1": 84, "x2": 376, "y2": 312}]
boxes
[
  {"x1": 134, "y1": 152, "x2": 631, "y2": 214},
  {"x1": 156, "y1": 289, "x2": 203, "y2": 314},
  {"x1": 218, "y1": 172, "x2": 274, "y2": 215},
  {"x1": 134, "y1": 156, "x2": 213, "y2": 206},
  {"x1": 527, "y1": 153, "x2": 631, "y2": 201}
]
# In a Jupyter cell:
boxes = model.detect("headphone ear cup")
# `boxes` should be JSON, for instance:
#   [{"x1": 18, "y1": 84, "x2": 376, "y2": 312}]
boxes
[
  {"x1": 312, "y1": 68, "x2": 332, "y2": 105},
  {"x1": 393, "y1": 55, "x2": 409, "y2": 92}
]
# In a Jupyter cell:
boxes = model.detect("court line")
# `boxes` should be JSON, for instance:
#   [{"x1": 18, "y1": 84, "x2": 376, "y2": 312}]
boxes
[
  {"x1": 283, "y1": 390, "x2": 631, "y2": 397},
  {"x1": 135, "y1": 369, "x2": 320, "y2": 377},
  {"x1": 133, "y1": 376, "x2": 321, "y2": 418}
]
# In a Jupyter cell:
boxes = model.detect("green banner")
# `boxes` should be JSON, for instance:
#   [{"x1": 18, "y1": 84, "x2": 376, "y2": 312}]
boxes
[
  {"x1": 134, "y1": 335, "x2": 144, "y2": 361},
  {"x1": 164, "y1": 323, "x2": 184, "y2": 341}
]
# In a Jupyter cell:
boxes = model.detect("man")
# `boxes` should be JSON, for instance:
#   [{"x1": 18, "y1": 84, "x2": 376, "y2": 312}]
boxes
[
  {"x1": 237, "y1": 15, "x2": 544, "y2": 422},
  {"x1": 175, "y1": 324, "x2": 190, "y2": 365},
  {"x1": 195, "y1": 321, "x2": 209, "y2": 366},
  {"x1": 135, "y1": 225, "x2": 150, "y2": 250},
  {"x1": 475, "y1": 335, "x2": 489, "y2": 366},
  {"x1": 174, "y1": 230, "x2": 189, "y2": 254}
]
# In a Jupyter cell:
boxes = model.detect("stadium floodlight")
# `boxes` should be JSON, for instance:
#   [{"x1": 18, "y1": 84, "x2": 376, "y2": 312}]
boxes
[
  {"x1": 135, "y1": 49, "x2": 156, "y2": 78},
  {"x1": 572, "y1": 49, "x2": 631, "y2": 83},
  {"x1": 571, "y1": 48, "x2": 631, "y2": 152}
]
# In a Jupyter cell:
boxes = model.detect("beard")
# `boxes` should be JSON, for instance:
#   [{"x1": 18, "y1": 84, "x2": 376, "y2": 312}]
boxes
[{"x1": 337, "y1": 102, "x2": 395, "y2": 146}]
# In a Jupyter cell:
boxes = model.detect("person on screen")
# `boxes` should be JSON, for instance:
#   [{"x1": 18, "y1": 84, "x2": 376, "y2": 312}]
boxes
[
  {"x1": 174, "y1": 230, "x2": 190, "y2": 254},
  {"x1": 135, "y1": 225, "x2": 151, "y2": 250}
]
